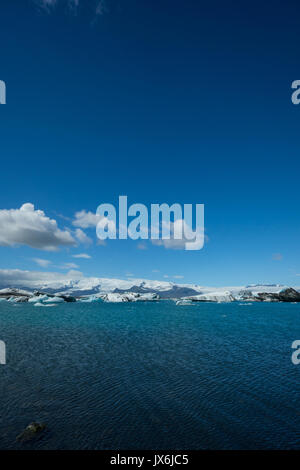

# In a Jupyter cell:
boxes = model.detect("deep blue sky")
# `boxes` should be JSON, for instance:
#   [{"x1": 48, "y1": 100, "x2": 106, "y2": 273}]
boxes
[{"x1": 0, "y1": 0, "x2": 300, "y2": 285}]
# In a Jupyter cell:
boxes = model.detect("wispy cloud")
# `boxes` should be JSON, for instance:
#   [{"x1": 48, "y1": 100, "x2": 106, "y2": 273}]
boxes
[
  {"x1": 73, "y1": 210, "x2": 100, "y2": 228},
  {"x1": 72, "y1": 253, "x2": 91, "y2": 259},
  {"x1": 60, "y1": 262, "x2": 79, "y2": 270},
  {"x1": 33, "y1": 258, "x2": 52, "y2": 268},
  {"x1": 0, "y1": 268, "x2": 85, "y2": 289},
  {"x1": 53, "y1": 211, "x2": 72, "y2": 222},
  {"x1": 173, "y1": 275, "x2": 184, "y2": 279},
  {"x1": 33, "y1": 258, "x2": 81, "y2": 270}
]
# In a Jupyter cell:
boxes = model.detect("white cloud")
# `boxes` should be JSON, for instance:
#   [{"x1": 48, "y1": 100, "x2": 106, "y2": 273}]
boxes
[
  {"x1": 33, "y1": 257, "x2": 80, "y2": 270},
  {"x1": 54, "y1": 212, "x2": 72, "y2": 222},
  {"x1": 0, "y1": 268, "x2": 84, "y2": 289},
  {"x1": 33, "y1": 258, "x2": 52, "y2": 268},
  {"x1": 0, "y1": 203, "x2": 76, "y2": 251},
  {"x1": 73, "y1": 210, "x2": 100, "y2": 228},
  {"x1": 60, "y1": 262, "x2": 79, "y2": 270},
  {"x1": 75, "y1": 228, "x2": 93, "y2": 245},
  {"x1": 72, "y1": 253, "x2": 91, "y2": 259}
]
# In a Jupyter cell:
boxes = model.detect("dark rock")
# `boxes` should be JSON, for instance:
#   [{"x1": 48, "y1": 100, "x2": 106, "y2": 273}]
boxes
[
  {"x1": 0, "y1": 290, "x2": 29, "y2": 299},
  {"x1": 238, "y1": 290, "x2": 261, "y2": 302},
  {"x1": 17, "y1": 422, "x2": 46, "y2": 442},
  {"x1": 255, "y1": 293, "x2": 280, "y2": 302},
  {"x1": 255, "y1": 288, "x2": 300, "y2": 302},
  {"x1": 10, "y1": 296, "x2": 29, "y2": 303},
  {"x1": 278, "y1": 288, "x2": 300, "y2": 302},
  {"x1": 59, "y1": 295, "x2": 76, "y2": 303}
]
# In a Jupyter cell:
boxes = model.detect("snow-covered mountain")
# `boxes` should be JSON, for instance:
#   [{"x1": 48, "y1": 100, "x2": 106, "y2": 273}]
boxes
[{"x1": 0, "y1": 269, "x2": 294, "y2": 299}]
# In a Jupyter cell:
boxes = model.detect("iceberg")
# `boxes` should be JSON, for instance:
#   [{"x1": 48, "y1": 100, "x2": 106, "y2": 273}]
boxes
[
  {"x1": 34, "y1": 302, "x2": 57, "y2": 307},
  {"x1": 175, "y1": 299, "x2": 193, "y2": 305},
  {"x1": 28, "y1": 295, "x2": 50, "y2": 303},
  {"x1": 182, "y1": 291, "x2": 235, "y2": 303},
  {"x1": 101, "y1": 292, "x2": 159, "y2": 303},
  {"x1": 43, "y1": 296, "x2": 65, "y2": 303}
]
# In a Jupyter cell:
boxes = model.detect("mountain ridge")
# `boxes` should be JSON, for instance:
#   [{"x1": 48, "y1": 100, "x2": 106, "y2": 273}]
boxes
[{"x1": 0, "y1": 269, "x2": 296, "y2": 298}]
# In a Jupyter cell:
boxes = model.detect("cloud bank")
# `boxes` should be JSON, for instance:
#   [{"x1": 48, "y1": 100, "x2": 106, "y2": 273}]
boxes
[{"x1": 0, "y1": 268, "x2": 84, "y2": 289}]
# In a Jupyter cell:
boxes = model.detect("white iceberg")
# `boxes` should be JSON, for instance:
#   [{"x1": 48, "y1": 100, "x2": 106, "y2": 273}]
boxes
[
  {"x1": 28, "y1": 295, "x2": 50, "y2": 303},
  {"x1": 34, "y1": 302, "x2": 57, "y2": 307},
  {"x1": 175, "y1": 299, "x2": 193, "y2": 305},
  {"x1": 182, "y1": 291, "x2": 235, "y2": 303},
  {"x1": 43, "y1": 296, "x2": 65, "y2": 303},
  {"x1": 100, "y1": 292, "x2": 159, "y2": 303}
]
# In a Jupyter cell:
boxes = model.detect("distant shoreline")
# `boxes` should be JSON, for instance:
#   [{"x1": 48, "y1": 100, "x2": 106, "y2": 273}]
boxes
[{"x1": 1, "y1": 286, "x2": 300, "y2": 304}]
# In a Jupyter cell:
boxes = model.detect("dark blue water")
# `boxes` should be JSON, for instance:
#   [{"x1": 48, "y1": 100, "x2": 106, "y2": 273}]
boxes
[{"x1": 0, "y1": 301, "x2": 299, "y2": 449}]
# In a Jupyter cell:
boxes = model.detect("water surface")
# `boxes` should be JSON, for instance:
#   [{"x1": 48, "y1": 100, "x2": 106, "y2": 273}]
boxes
[{"x1": 0, "y1": 301, "x2": 299, "y2": 449}]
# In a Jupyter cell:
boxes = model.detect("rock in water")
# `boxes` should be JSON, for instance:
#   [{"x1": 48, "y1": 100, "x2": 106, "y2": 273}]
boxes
[
  {"x1": 278, "y1": 288, "x2": 300, "y2": 302},
  {"x1": 17, "y1": 422, "x2": 46, "y2": 442},
  {"x1": 255, "y1": 288, "x2": 300, "y2": 302}
]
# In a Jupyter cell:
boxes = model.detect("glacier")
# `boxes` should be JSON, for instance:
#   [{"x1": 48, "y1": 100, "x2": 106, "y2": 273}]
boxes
[{"x1": 0, "y1": 270, "x2": 299, "y2": 303}]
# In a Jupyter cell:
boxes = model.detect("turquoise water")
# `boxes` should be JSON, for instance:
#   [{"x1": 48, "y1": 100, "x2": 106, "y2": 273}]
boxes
[{"x1": 0, "y1": 301, "x2": 299, "y2": 449}]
